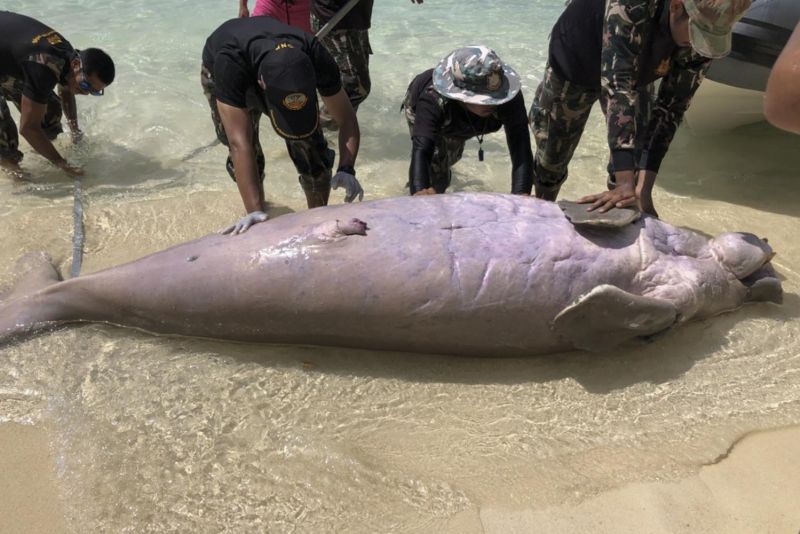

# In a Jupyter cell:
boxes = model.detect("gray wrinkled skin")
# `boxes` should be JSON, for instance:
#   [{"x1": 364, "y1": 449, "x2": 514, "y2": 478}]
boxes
[{"x1": 0, "y1": 193, "x2": 782, "y2": 356}]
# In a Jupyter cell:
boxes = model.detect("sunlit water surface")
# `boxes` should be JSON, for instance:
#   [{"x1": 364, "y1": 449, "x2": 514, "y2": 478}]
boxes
[{"x1": 1, "y1": 0, "x2": 799, "y2": 531}]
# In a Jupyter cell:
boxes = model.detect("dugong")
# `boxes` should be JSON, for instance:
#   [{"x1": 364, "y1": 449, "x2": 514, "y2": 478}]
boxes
[{"x1": 0, "y1": 193, "x2": 782, "y2": 356}]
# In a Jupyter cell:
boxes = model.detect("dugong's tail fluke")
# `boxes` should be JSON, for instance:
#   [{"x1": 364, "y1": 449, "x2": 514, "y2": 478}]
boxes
[{"x1": 0, "y1": 252, "x2": 64, "y2": 345}]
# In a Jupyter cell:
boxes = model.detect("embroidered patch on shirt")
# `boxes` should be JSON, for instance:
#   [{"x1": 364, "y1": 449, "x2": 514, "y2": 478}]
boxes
[{"x1": 31, "y1": 30, "x2": 63, "y2": 46}]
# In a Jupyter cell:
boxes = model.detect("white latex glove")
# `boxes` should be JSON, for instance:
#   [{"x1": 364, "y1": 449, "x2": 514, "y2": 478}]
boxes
[
  {"x1": 331, "y1": 171, "x2": 364, "y2": 203},
  {"x1": 221, "y1": 210, "x2": 268, "y2": 235}
]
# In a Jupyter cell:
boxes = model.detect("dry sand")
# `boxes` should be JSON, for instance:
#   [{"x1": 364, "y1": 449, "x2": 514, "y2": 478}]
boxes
[
  {"x1": 2, "y1": 422, "x2": 799, "y2": 533},
  {"x1": 480, "y1": 426, "x2": 800, "y2": 534}
]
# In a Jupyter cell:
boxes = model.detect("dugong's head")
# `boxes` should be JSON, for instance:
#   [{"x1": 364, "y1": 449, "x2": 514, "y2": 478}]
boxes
[{"x1": 710, "y1": 232, "x2": 782, "y2": 304}]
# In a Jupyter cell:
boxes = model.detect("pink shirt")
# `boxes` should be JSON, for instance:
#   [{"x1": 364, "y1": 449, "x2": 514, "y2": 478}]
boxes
[{"x1": 252, "y1": 0, "x2": 312, "y2": 33}]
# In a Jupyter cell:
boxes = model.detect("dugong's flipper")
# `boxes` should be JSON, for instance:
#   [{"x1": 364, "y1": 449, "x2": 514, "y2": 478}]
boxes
[
  {"x1": 558, "y1": 200, "x2": 640, "y2": 228},
  {"x1": 552, "y1": 285, "x2": 677, "y2": 351}
]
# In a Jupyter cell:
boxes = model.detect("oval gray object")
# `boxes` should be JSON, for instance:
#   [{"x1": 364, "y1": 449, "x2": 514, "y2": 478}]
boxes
[{"x1": 557, "y1": 200, "x2": 641, "y2": 228}]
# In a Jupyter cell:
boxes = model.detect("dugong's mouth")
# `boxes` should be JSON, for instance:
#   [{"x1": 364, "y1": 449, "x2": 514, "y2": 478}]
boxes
[{"x1": 739, "y1": 261, "x2": 783, "y2": 304}]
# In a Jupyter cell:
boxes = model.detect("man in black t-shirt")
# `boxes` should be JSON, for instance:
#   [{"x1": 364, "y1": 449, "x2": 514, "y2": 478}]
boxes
[
  {"x1": 0, "y1": 11, "x2": 115, "y2": 178},
  {"x1": 201, "y1": 17, "x2": 363, "y2": 235},
  {"x1": 311, "y1": 0, "x2": 423, "y2": 128},
  {"x1": 403, "y1": 46, "x2": 533, "y2": 195}
]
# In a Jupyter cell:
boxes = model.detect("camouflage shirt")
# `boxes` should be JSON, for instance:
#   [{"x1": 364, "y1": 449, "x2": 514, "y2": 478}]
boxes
[
  {"x1": 640, "y1": 46, "x2": 709, "y2": 171},
  {"x1": 551, "y1": 0, "x2": 711, "y2": 172},
  {"x1": 601, "y1": 0, "x2": 711, "y2": 171},
  {"x1": 0, "y1": 11, "x2": 74, "y2": 104}
]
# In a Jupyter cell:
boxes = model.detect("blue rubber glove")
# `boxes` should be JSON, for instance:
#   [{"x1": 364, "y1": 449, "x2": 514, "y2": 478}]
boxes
[{"x1": 221, "y1": 210, "x2": 268, "y2": 235}]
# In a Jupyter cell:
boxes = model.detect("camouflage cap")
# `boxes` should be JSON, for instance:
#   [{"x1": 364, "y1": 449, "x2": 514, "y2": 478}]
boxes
[
  {"x1": 683, "y1": 0, "x2": 752, "y2": 59},
  {"x1": 432, "y1": 46, "x2": 521, "y2": 105}
]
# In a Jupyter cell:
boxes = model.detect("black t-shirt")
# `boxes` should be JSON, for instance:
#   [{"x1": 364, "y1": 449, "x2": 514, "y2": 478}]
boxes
[
  {"x1": 202, "y1": 17, "x2": 342, "y2": 109},
  {"x1": 549, "y1": 0, "x2": 676, "y2": 88},
  {"x1": 0, "y1": 11, "x2": 74, "y2": 104},
  {"x1": 406, "y1": 69, "x2": 529, "y2": 141},
  {"x1": 311, "y1": 0, "x2": 374, "y2": 30}
]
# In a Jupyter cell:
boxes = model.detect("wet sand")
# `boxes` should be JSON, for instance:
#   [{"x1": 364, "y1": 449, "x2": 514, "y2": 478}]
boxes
[
  {"x1": 1, "y1": 1, "x2": 798, "y2": 527},
  {"x1": 0, "y1": 423, "x2": 66, "y2": 534},
  {"x1": 1, "y1": 148, "x2": 799, "y2": 531},
  {"x1": 3, "y1": 422, "x2": 799, "y2": 533}
]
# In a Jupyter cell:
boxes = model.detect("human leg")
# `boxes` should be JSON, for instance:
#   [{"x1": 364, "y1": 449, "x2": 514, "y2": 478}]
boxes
[
  {"x1": 429, "y1": 136, "x2": 465, "y2": 194},
  {"x1": 311, "y1": 14, "x2": 371, "y2": 128},
  {"x1": 201, "y1": 65, "x2": 265, "y2": 183},
  {"x1": 285, "y1": 129, "x2": 335, "y2": 208},
  {"x1": 0, "y1": 76, "x2": 25, "y2": 166},
  {"x1": 403, "y1": 95, "x2": 464, "y2": 194},
  {"x1": 528, "y1": 65, "x2": 598, "y2": 200}
]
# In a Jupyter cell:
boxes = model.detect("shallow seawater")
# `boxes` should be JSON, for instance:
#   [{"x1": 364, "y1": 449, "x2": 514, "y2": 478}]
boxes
[{"x1": 1, "y1": 0, "x2": 800, "y2": 531}]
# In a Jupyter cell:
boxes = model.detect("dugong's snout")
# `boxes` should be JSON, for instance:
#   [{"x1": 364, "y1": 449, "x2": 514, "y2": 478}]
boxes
[
  {"x1": 710, "y1": 232, "x2": 774, "y2": 279},
  {"x1": 708, "y1": 232, "x2": 782, "y2": 305}
]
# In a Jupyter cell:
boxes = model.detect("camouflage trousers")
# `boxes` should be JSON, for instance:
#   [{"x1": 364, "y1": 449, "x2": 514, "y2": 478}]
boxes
[
  {"x1": 403, "y1": 92, "x2": 465, "y2": 193},
  {"x1": 201, "y1": 66, "x2": 334, "y2": 194},
  {"x1": 528, "y1": 65, "x2": 652, "y2": 192},
  {"x1": 0, "y1": 75, "x2": 64, "y2": 163},
  {"x1": 311, "y1": 14, "x2": 372, "y2": 124}
]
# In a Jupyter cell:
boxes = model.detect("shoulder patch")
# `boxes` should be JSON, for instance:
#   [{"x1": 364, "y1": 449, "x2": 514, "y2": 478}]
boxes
[{"x1": 31, "y1": 30, "x2": 63, "y2": 46}]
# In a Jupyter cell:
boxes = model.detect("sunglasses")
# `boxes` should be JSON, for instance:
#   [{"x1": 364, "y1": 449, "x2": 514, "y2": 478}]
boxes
[{"x1": 77, "y1": 57, "x2": 104, "y2": 96}]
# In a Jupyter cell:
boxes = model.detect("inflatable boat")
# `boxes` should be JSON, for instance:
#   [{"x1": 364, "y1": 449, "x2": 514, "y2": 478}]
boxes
[
  {"x1": 706, "y1": 0, "x2": 800, "y2": 92},
  {"x1": 686, "y1": 0, "x2": 799, "y2": 130}
]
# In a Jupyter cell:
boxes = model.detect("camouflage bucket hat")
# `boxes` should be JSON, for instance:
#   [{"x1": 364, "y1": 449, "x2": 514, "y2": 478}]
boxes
[
  {"x1": 683, "y1": 0, "x2": 752, "y2": 59},
  {"x1": 432, "y1": 46, "x2": 521, "y2": 105}
]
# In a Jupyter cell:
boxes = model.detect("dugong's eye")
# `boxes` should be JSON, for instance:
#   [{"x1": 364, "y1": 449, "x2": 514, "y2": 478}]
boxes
[{"x1": 710, "y1": 232, "x2": 774, "y2": 280}]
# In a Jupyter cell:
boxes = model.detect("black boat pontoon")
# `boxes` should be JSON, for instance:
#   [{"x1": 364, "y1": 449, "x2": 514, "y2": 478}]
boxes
[{"x1": 706, "y1": 0, "x2": 800, "y2": 92}]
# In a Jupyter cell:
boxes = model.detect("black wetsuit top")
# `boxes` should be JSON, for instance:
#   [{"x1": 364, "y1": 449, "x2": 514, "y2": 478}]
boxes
[
  {"x1": 406, "y1": 69, "x2": 534, "y2": 194},
  {"x1": 311, "y1": 0, "x2": 374, "y2": 30},
  {"x1": 0, "y1": 11, "x2": 74, "y2": 104},
  {"x1": 202, "y1": 17, "x2": 341, "y2": 111}
]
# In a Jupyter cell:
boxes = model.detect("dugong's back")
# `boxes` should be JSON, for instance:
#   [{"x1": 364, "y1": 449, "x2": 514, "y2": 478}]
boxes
[{"x1": 107, "y1": 193, "x2": 639, "y2": 356}]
